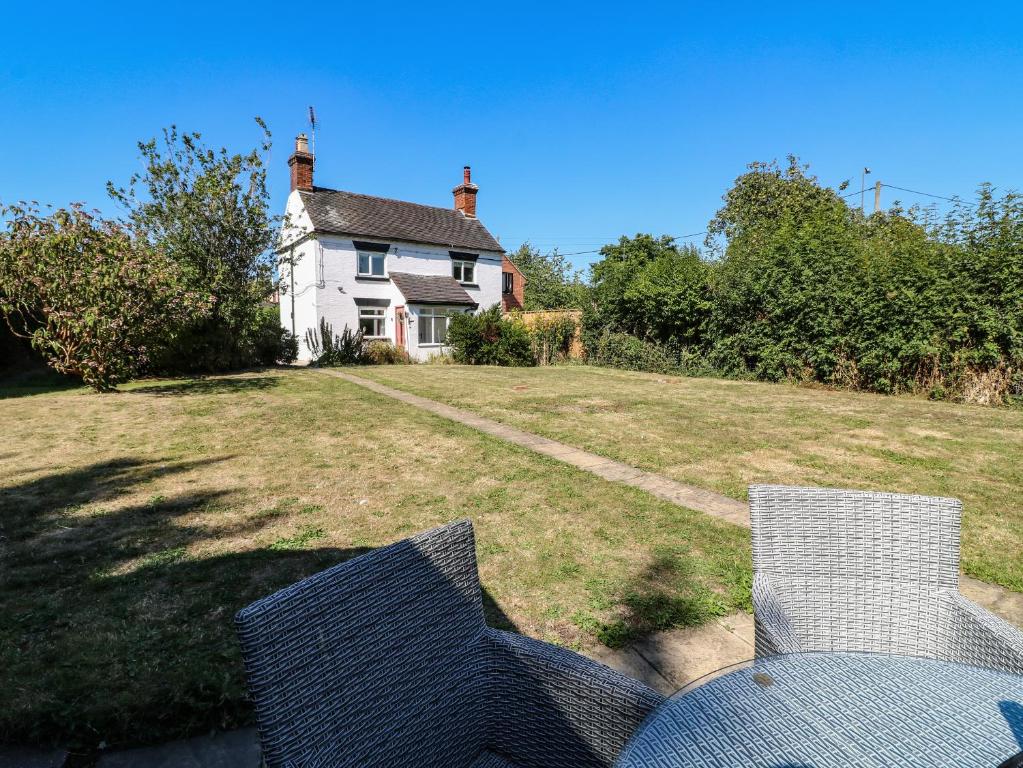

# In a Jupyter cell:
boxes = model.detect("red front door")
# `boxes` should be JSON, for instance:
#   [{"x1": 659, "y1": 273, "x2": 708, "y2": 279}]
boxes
[{"x1": 395, "y1": 306, "x2": 406, "y2": 349}]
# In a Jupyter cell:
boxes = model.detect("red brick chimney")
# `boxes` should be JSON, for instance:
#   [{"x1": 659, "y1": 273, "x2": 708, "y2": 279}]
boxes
[
  {"x1": 452, "y1": 165, "x2": 478, "y2": 217},
  {"x1": 289, "y1": 134, "x2": 314, "y2": 192}
]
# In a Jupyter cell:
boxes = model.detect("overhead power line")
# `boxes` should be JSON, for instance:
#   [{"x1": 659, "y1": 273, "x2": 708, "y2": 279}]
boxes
[
  {"x1": 878, "y1": 183, "x2": 967, "y2": 205},
  {"x1": 547, "y1": 230, "x2": 709, "y2": 258},
  {"x1": 507, "y1": 181, "x2": 976, "y2": 259}
]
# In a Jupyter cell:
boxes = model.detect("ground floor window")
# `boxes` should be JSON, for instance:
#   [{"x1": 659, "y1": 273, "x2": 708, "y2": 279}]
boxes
[
  {"x1": 418, "y1": 308, "x2": 451, "y2": 345},
  {"x1": 359, "y1": 307, "x2": 386, "y2": 338}
]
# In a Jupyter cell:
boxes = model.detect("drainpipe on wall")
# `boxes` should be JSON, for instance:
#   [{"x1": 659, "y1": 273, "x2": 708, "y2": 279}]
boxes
[{"x1": 289, "y1": 246, "x2": 296, "y2": 339}]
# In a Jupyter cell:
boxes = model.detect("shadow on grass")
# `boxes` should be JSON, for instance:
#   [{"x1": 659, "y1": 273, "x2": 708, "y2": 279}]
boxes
[
  {"x1": 128, "y1": 376, "x2": 282, "y2": 397},
  {"x1": 0, "y1": 457, "x2": 517, "y2": 752},
  {"x1": 0, "y1": 368, "x2": 82, "y2": 399},
  {"x1": 0, "y1": 456, "x2": 234, "y2": 543},
  {"x1": 593, "y1": 549, "x2": 752, "y2": 649}
]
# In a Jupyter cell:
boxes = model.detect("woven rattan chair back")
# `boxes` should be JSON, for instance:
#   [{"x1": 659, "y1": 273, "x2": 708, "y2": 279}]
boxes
[
  {"x1": 236, "y1": 519, "x2": 487, "y2": 768},
  {"x1": 749, "y1": 484, "x2": 963, "y2": 656}
]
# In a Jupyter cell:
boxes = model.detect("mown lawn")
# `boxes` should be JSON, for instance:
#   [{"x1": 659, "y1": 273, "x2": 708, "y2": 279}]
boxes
[
  {"x1": 355, "y1": 364, "x2": 1023, "y2": 594},
  {"x1": 0, "y1": 369, "x2": 749, "y2": 749}
]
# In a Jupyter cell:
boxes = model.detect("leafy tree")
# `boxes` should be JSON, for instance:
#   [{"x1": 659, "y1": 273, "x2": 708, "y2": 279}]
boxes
[
  {"x1": 0, "y1": 202, "x2": 208, "y2": 390},
  {"x1": 706, "y1": 158, "x2": 861, "y2": 381},
  {"x1": 585, "y1": 234, "x2": 711, "y2": 353},
  {"x1": 107, "y1": 119, "x2": 291, "y2": 371},
  {"x1": 510, "y1": 243, "x2": 588, "y2": 310}
]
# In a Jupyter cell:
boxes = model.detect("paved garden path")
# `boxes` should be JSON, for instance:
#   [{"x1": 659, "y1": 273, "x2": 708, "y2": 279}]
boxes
[{"x1": 316, "y1": 368, "x2": 750, "y2": 527}]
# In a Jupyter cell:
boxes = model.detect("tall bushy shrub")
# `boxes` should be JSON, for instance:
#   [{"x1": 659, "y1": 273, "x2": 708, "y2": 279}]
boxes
[
  {"x1": 304, "y1": 318, "x2": 365, "y2": 366},
  {"x1": 446, "y1": 305, "x2": 535, "y2": 366},
  {"x1": 588, "y1": 235, "x2": 711, "y2": 348},
  {"x1": 0, "y1": 202, "x2": 209, "y2": 390},
  {"x1": 523, "y1": 313, "x2": 577, "y2": 365},
  {"x1": 246, "y1": 305, "x2": 298, "y2": 366},
  {"x1": 592, "y1": 331, "x2": 674, "y2": 374},
  {"x1": 705, "y1": 160, "x2": 861, "y2": 382}
]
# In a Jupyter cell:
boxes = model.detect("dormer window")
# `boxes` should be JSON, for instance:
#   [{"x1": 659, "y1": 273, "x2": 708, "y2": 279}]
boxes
[
  {"x1": 357, "y1": 251, "x2": 385, "y2": 277},
  {"x1": 354, "y1": 241, "x2": 389, "y2": 278},
  {"x1": 449, "y1": 251, "x2": 478, "y2": 285},
  {"x1": 452, "y1": 259, "x2": 475, "y2": 284}
]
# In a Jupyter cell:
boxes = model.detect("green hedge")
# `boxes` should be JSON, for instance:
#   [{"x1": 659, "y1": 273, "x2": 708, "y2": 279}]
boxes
[{"x1": 583, "y1": 160, "x2": 1023, "y2": 404}]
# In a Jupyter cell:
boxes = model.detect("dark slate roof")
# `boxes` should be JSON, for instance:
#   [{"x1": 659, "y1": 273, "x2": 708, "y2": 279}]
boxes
[
  {"x1": 299, "y1": 187, "x2": 504, "y2": 252},
  {"x1": 389, "y1": 272, "x2": 478, "y2": 307}
]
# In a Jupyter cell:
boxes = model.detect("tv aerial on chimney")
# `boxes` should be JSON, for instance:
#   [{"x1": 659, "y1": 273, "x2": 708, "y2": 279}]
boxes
[{"x1": 308, "y1": 106, "x2": 317, "y2": 156}]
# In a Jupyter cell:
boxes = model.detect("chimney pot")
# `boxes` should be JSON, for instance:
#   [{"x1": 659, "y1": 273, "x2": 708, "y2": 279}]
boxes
[
  {"x1": 463, "y1": 165, "x2": 471, "y2": 184},
  {"x1": 295, "y1": 133, "x2": 310, "y2": 154}
]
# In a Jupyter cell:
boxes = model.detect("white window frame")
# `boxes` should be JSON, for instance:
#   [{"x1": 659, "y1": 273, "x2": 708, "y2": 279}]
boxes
[
  {"x1": 357, "y1": 250, "x2": 387, "y2": 277},
  {"x1": 417, "y1": 307, "x2": 453, "y2": 346},
  {"x1": 451, "y1": 259, "x2": 476, "y2": 284},
  {"x1": 358, "y1": 307, "x2": 386, "y2": 339}
]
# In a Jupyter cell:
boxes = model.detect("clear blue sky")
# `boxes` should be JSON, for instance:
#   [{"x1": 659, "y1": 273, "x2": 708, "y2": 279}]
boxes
[{"x1": 3, "y1": 1, "x2": 1022, "y2": 270}]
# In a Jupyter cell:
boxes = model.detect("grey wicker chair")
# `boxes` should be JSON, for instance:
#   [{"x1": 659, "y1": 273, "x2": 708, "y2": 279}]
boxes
[
  {"x1": 236, "y1": 519, "x2": 664, "y2": 768},
  {"x1": 750, "y1": 484, "x2": 1023, "y2": 675}
]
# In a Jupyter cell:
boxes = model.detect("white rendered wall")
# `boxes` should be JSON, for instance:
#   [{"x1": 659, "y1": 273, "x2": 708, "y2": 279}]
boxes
[
  {"x1": 278, "y1": 192, "x2": 319, "y2": 360},
  {"x1": 314, "y1": 235, "x2": 504, "y2": 361}
]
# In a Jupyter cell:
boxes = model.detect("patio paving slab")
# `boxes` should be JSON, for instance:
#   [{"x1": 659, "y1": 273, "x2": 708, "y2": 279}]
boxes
[
  {"x1": 961, "y1": 575, "x2": 1023, "y2": 628},
  {"x1": 590, "y1": 612, "x2": 756, "y2": 695},
  {"x1": 95, "y1": 727, "x2": 259, "y2": 768},
  {"x1": 319, "y1": 367, "x2": 1023, "y2": 630}
]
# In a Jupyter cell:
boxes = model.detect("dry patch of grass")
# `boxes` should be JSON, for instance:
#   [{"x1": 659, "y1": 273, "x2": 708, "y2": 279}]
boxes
[
  {"x1": 355, "y1": 364, "x2": 1023, "y2": 594},
  {"x1": 0, "y1": 369, "x2": 748, "y2": 749}
]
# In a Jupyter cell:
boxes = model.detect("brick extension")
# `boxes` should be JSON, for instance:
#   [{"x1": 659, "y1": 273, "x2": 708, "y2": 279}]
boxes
[{"x1": 501, "y1": 254, "x2": 526, "y2": 311}]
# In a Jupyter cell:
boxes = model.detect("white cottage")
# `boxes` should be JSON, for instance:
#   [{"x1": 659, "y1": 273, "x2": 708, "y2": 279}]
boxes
[{"x1": 278, "y1": 134, "x2": 524, "y2": 362}]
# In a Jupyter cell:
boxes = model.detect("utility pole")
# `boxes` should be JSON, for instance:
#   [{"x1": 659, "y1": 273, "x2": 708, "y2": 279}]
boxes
[
  {"x1": 874, "y1": 181, "x2": 882, "y2": 214},
  {"x1": 861, "y1": 167, "x2": 872, "y2": 214}
]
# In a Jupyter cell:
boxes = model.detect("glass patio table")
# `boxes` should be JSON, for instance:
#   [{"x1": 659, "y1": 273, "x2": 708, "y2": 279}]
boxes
[{"x1": 616, "y1": 652, "x2": 1023, "y2": 767}]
